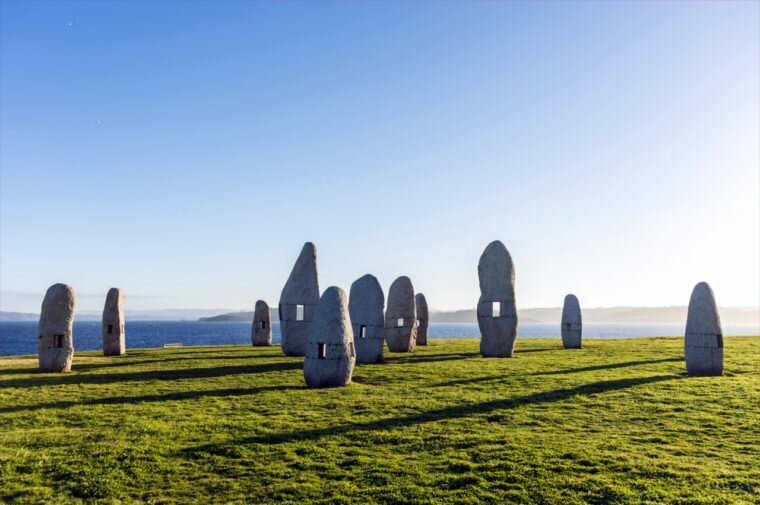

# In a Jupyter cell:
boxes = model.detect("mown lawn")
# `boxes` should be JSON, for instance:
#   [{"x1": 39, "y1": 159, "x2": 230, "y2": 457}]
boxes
[{"x1": 0, "y1": 337, "x2": 758, "y2": 504}]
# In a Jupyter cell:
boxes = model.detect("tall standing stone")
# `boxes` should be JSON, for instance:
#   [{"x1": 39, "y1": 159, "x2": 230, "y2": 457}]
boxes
[
  {"x1": 38, "y1": 283, "x2": 76, "y2": 372},
  {"x1": 685, "y1": 282, "x2": 723, "y2": 376},
  {"x1": 304, "y1": 287, "x2": 355, "y2": 388},
  {"x1": 477, "y1": 240, "x2": 518, "y2": 357},
  {"x1": 348, "y1": 274, "x2": 385, "y2": 364},
  {"x1": 385, "y1": 276, "x2": 417, "y2": 353},
  {"x1": 102, "y1": 288, "x2": 125, "y2": 356},
  {"x1": 415, "y1": 292, "x2": 429, "y2": 346},
  {"x1": 561, "y1": 294, "x2": 582, "y2": 349},
  {"x1": 279, "y1": 242, "x2": 319, "y2": 356},
  {"x1": 251, "y1": 300, "x2": 272, "y2": 346}
]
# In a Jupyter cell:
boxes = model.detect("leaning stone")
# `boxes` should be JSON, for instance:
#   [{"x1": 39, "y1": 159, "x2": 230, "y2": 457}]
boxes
[
  {"x1": 279, "y1": 242, "x2": 320, "y2": 356},
  {"x1": 38, "y1": 283, "x2": 76, "y2": 372},
  {"x1": 385, "y1": 276, "x2": 417, "y2": 353},
  {"x1": 102, "y1": 288, "x2": 125, "y2": 356},
  {"x1": 415, "y1": 293, "x2": 429, "y2": 346},
  {"x1": 251, "y1": 300, "x2": 272, "y2": 346},
  {"x1": 561, "y1": 294, "x2": 582, "y2": 349},
  {"x1": 348, "y1": 274, "x2": 385, "y2": 364},
  {"x1": 303, "y1": 286, "x2": 355, "y2": 388},
  {"x1": 477, "y1": 240, "x2": 518, "y2": 357},
  {"x1": 685, "y1": 282, "x2": 723, "y2": 376}
]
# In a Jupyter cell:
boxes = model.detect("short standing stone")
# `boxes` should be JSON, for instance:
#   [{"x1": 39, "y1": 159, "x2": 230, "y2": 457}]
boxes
[
  {"x1": 685, "y1": 282, "x2": 723, "y2": 376},
  {"x1": 385, "y1": 276, "x2": 417, "y2": 353},
  {"x1": 102, "y1": 288, "x2": 125, "y2": 356},
  {"x1": 304, "y1": 286, "x2": 355, "y2": 388},
  {"x1": 251, "y1": 300, "x2": 272, "y2": 346},
  {"x1": 477, "y1": 241, "x2": 518, "y2": 357},
  {"x1": 279, "y1": 242, "x2": 320, "y2": 356},
  {"x1": 561, "y1": 294, "x2": 582, "y2": 349},
  {"x1": 415, "y1": 293, "x2": 429, "y2": 346},
  {"x1": 38, "y1": 283, "x2": 76, "y2": 372},
  {"x1": 348, "y1": 274, "x2": 385, "y2": 364}
]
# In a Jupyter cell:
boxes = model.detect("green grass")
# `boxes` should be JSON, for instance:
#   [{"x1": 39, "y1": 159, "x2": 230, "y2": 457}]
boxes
[{"x1": 1, "y1": 337, "x2": 758, "y2": 504}]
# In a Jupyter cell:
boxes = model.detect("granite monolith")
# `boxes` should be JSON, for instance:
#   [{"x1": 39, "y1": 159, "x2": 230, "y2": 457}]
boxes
[
  {"x1": 303, "y1": 286, "x2": 355, "y2": 388},
  {"x1": 102, "y1": 288, "x2": 125, "y2": 356},
  {"x1": 685, "y1": 282, "x2": 723, "y2": 376},
  {"x1": 477, "y1": 241, "x2": 518, "y2": 357},
  {"x1": 252, "y1": 300, "x2": 272, "y2": 346},
  {"x1": 415, "y1": 292, "x2": 429, "y2": 346},
  {"x1": 348, "y1": 274, "x2": 385, "y2": 364},
  {"x1": 561, "y1": 294, "x2": 582, "y2": 349},
  {"x1": 38, "y1": 283, "x2": 76, "y2": 372},
  {"x1": 385, "y1": 276, "x2": 417, "y2": 352},
  {"x1": 279, "y1": 242, "x2": 320, "y2": 356}
]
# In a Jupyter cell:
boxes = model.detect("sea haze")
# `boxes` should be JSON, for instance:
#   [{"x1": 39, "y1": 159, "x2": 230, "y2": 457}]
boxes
[{"x1": 1, "y1": 321, "x2": 758, "y2": 357}]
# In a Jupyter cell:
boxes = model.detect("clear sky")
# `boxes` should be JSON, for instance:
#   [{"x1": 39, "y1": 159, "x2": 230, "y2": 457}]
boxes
[{"x1": 1, "y1": 1, "x2": 758, "y2": 313}]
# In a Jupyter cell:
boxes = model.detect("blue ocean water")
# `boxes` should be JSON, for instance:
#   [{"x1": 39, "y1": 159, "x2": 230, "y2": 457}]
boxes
[{"x1": 1, "y1": 321, "x2": 757, "y2": 357}]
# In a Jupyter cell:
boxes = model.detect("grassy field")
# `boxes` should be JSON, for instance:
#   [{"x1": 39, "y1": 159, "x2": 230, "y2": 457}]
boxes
[{"x1": 0, "y1": 337, "x2": 758, "y2": 504}]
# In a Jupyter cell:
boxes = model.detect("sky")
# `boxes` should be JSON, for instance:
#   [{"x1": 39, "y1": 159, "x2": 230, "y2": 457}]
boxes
[{"x1": 1, "y1": 1, "x2": 758, "y2": 313}]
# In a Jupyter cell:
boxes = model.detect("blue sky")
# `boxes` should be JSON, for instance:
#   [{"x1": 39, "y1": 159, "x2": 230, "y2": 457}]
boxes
[{"x1": 1, "y1": 1, "x2": 758, "y2": 313}]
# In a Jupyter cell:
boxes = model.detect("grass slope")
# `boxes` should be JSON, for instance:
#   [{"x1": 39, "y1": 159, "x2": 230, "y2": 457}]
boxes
[{"x1": 0, "y1": 337, "x2": 758, "y2": 504}]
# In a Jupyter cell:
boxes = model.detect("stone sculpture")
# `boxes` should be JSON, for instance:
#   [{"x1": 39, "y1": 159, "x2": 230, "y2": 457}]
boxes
[
  {"x1": 415, "y1": 292, "x2": 429, "y2": 346},
  {"x1": 279, "y1": 242, "x2": 320, "y2": 356},
  {"x1": 303, "y1": 286, "x2": 355, "y2": 388},
  {"x1": 385, "y1": 276, "x2": 417, "y2": 353},
  {"x1": 38, "y1": 283, "x2": 76, "y2": 372},
  {"x1": 251, "y1": 300, "x2": 272, "y2": 346},
  {"x1": 561, "y1": 294, "x2": 582, "y2": 349},
  {"x1": 477, "y1": 240, "x2": 518, "y2": 357},
  {"x1": 348, "y1": 274, "x2": 385, "y2": 364},
  {"x1": 685, "y1": 282, "x2": 723, "y2": 376},
  {"x1": 102, "y1": 288, "x2": 126, "y2": 356}
]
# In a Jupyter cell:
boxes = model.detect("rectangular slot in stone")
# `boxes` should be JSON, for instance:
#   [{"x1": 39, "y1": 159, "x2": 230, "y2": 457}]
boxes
[
  {"x1": 359, "y1": 325, "x2": 366, "y2": 339},
  {"x1": 396, "y1": 318, "x2": 404, "y2": 328},
  {"x1": 492, "y1": 301, "x2": 500, "y2": 318},
  {"x1": 296, "y1": 304, "x2": 304, "y2": 321},
  {"x1": 318, "y1": 342, "x2": 326, "y2": 359},
  {"x1": 53, "y1": 335, "x2": 63, "y2": 348},
  {"x1": 107, "y1": 324, "x2": 113, "y2": 335}
]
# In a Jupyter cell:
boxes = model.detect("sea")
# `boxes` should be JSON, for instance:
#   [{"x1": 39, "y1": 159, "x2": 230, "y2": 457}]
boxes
[{"x1": 1, "y1": 321, "x2": 758, "y2": 357}]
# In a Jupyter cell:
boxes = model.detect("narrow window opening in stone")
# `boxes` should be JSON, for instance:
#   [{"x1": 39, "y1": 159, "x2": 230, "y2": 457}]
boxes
[
  {"x1": 717, "y1": 334, "x2": 723, "y2": 348},
  {"x1": 53, "y1": 335, "x2": 63, "y2": 348},
  {"x1": 417, "y1": 319, "x2": 422, "y2": 327},
  {"x1": 359, "y1": 325, "x2": 366, "y2": 339},
  {"x1": 396, "y1": 318, "x2": 404, "y2": 327},
  {"x1": 492, "y1": 302, "x2": 500, "y2": 318},
  {"x1": 261, "y1": 321, "x2": 267, "y2": 329},
  {"x1": 296, "y1": 304, "x2": 304, "y2": 321},
  {"x1": 107, "y1": 324, "x2": 113, "y2": 334},
  {"x1": 349, "y1": 342, "x2": 355, "y2": 358},
  {"x1": 318, "y1": 343, "x2": 326, "y2": 359}
]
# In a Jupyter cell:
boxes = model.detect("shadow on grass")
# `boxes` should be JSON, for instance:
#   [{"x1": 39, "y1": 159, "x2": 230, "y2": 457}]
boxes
[
  {"x1": 0, "y1": 384, "x2": 302, "y2": 414},
  {"x1": 183, "y1": 374, "x2": 680, "y2": 455},
  {"x1": 0, "y1": 361, "x2": 302, "y2": 389},
  {"x1": 384, "y1": 352, "x2": 482, "y2": 364}
]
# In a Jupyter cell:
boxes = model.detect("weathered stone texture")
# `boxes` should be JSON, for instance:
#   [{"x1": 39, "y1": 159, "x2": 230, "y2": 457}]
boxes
[
  {"x1": 348, "y1": 274, "x2": 385, "y2": 364},
  {"x1": 685, "y1": 282, "x2": 723, "y2": 376},
  {"x1": 303, "y1": 287, "x2": 355, "y2": 388},
  {"x1": 384, "y1": 276, "x2": 417, "y2": 353},
  {"x1": 279, "y1": 242, "x2": 320, "y2": 356},
  {"x1": 415, "y1": 292, "x2": 429, "y2": 346},
  {"x1": 39, "y1": 283, "x2": 76, "y2": 372},
  {"x1": 102, "y1": 288, "x2": 126, "y2": 356},
  {"x1": 477, "y1": 241, "x2": 518, "y2": 357},
  {"x1": 561, "y1": 294, "x2": 582, "y2": 349},
  {"x1": 251, "y1": 300, "x2": 272, "y2": 346}
]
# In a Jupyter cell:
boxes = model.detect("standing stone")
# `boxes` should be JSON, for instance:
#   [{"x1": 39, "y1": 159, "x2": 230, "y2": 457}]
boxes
[
  {"x1": 415, "y1": 293, "x2": 429, "y2": 346},
  {"x1": 38, "y1": 283, "x2": 76, "y2": 372},
  {"x1": 304, "y1": 287, "x2": 355, "y2": 388},
  {"x1": 279, "y1": 242, "x2": 320, "y2": 356},
  {"x1": 348, "y1": 274, "x2": 385, "y2": 364},
  {"x1": 477, "y1": 240, "x2": 518, "y2": 357},
  {"x1": 561, "y1": 294, "x2": 582, "y2": 349},
  {"x1": 385, "y1": 276, "x2": 417, "y2": 353},
  {"x1": 685, "y1": 282, "x2": 724, "y2": 376},
  {"x1": 102, "y1": 288, "x2": 126, "y2": 356},
  {"x1": 251, "y1": 300, "x2": 272, "y2": 346}
]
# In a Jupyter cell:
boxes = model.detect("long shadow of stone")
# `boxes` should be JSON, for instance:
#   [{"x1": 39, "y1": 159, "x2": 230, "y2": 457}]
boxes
[
  {"x1": 70, "y1": 354, "x2": 270, "y2": 371},
  {"x1": 433, "y1": 358, "x2": 682, "y2": 387},
  {"x1": 183, "y1": 374, "x2": 679, "y2": 455},
  {"x1": 0, "y1": 384, "x2": 302, "y2": 414},
  {"x1": 0, "y1": 361, "x2": 302, "y2": 389},
  {"x1": 384, "y1": 352, "x2": 481, "y2": 365}
]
